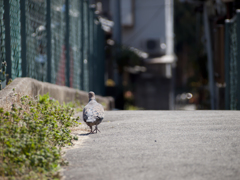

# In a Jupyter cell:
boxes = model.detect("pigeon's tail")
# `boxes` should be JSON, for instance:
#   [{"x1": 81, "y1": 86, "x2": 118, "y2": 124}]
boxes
[{"x1": 86, "y1": 117, "x2": 95, "y2": 123}]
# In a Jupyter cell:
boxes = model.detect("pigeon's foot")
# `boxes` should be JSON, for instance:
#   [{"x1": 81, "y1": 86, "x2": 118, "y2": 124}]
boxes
[
  {"x1": 89, "y1": 126, "x2": 94, "y2": 134},
  {"x1": 94, "y1": 129, "x2": 101, "y2": 133},
  {"x1": 93, "y1": 126, "x2": 101, "y2": 133}
]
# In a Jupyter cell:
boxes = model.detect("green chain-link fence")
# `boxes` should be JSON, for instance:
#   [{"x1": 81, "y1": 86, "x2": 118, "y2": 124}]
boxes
[
  {"x1": 0, "y1": 1, "x2": 6, "y2": 89},
  {"x1": 0, "y1": 0, "x2": 106, "y2": 96},
  {"x1": 225, "y1": 10, "x2": 240, "y2": 110}
]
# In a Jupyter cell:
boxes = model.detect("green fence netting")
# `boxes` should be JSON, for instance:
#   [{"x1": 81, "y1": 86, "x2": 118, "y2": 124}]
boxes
[
  {"x1": 0, "y1": 0, "x2": 5, "y2": 86},
  {"x1": 25, "y1": 0, "x2": 47, "y2": 81},
  {"x1": 10, "y1": 0, "x2": 22, "y2": 79},
  {"x1": 52, "y1": 0, "x2": 66, "y2": 86},
  {"x1": 70, "y1": 0, "x2": 81, "y2": 90},
  {"x1": 0, "y1": 0, "x2": 106, "y2": 95}
]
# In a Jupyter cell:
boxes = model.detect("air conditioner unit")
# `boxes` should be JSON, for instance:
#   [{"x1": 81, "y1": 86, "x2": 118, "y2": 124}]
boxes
[{"x1": 141, "y1": 39, "x2": 166, "y2": 56}]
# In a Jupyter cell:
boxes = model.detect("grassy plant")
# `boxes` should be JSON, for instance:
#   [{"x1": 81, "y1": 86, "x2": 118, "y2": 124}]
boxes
[{"x1": 0, "y1": 93, "x2": 81, "y2": 179}]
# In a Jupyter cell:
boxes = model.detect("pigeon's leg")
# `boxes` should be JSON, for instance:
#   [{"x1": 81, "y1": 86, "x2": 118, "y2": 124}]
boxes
[
  {"x1": 94, "y1": 125, "x2": 101, "y2": 133},
  {"x1": 89, "y1": 126, "x2": 94, "y2": 134}
]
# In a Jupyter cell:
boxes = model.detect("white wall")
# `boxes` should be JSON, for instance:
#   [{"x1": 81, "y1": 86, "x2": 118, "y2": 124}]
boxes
[{"x1": 120, "y1": 0, "x2": 166, "y2": 54}]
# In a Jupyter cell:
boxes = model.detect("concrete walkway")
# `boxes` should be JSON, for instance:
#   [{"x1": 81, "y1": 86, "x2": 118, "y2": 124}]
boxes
[{"x1": 63, "y1": 111, "x2": 240, "y2": 180}]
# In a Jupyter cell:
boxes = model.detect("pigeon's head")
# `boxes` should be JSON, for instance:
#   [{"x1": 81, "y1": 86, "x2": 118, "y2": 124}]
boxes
[{"x1": 89, "y1": 91, "x2": 95, "y2": 100}]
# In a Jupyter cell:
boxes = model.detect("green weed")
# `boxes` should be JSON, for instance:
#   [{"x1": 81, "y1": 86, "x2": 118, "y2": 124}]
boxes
[{"x1": 0, "y1": 93, "x2": 81, "y2": 179}]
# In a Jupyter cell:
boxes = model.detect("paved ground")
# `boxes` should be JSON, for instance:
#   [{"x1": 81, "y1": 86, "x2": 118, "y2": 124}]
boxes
[{"x1": 63, "y1": 111, "x2": 240, "y2": 180}]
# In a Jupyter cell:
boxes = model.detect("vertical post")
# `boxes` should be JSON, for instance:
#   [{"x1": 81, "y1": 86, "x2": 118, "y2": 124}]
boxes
[
  {"x1": 112, "y1": 0, "x2": 121, "y2": 86},
  {"x1": 65, "y1": 0, "x2": 70, "y2": 87},
  {"x1": 165, "y1": 0, "x2": 174, "y2": 55},
  {"x1": 46, "y1": 0, "x2": 52, "y2": 83},
  {"x1": 89, "y1": 5, "x2": 94, "y2": 91},
  {"x1": 203, "y1": 3, "x2": 215, "y2": 110},
  {"x1": 236, "y1": 10, "x2": 240, "y2": 110},
  {"x1": 87, "y1": 1, "x2": 91, "y2": 91},
  {"x1": 165, "y1": 0, "x2": 175, "y2": 110},
  {"x1": 113, "y1": 0, "x2": 121, "y2": 46},
  {"x1": 224, "y1": 19, "x2": 231, "y2": 110},
  {"x1": 83, "y1": 0, "x2": 89, "y2": 92},
  {"x1": 100, "y1": 28, "x2": 106, "y2": 96},
  {"x1": 20, "y1": 0, "x2": 26, "y2": 77},
  {"x1": 4, "y1": 0, "x2": 11, "y2": 80},
  {"x1": 96, "y1": 24, "x2": 100, "y2": 95},
  {"x1": 80, "y1": 0, "x2": 84, "y2": 90}
]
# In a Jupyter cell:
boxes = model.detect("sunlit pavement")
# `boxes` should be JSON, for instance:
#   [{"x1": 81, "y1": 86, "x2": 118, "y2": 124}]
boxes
[{"x1": 63, "y1": 111, "x2": 240, "y2": 180}]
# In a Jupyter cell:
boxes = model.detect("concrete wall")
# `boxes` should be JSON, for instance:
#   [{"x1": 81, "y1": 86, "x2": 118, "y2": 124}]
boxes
[{"x1": 0, "y1": 78, "x2": 114, "y2": 111}]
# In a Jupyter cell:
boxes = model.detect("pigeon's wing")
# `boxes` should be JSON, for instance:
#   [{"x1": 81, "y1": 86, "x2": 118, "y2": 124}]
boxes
[
  {"x1": 83, "y1": 105, "x2": 93, "y2": 122},
  {"x1": 93, "y1": 103, "x2": 104, "y2": 119},
  {"x1": 83, "y1": 101, "x2": 104, "y2": 123}
]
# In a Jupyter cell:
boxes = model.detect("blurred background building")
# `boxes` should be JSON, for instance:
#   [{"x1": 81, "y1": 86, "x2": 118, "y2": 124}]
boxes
[
  {"x1": 93, "y1": 0, "x2": 176, "y2": 110},
  {"x1": 1, "y1": 0, "x2": 240, "y2": 110}
]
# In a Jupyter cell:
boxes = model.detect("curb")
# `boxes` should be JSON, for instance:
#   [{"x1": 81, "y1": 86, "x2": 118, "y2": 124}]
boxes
[{"x1": 0, "y1": 77, "x2": 114, "y2": 110}]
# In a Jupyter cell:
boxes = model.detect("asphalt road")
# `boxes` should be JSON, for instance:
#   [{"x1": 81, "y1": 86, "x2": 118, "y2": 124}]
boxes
[{"x1": 63, "y1": 111, "x2": 240, "y2": 180}]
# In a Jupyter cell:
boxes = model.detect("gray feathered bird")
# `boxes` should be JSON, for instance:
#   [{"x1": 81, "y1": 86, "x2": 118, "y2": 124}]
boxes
[{"x1": 83, "y1": 91, "x2": 104, "y2": 133}]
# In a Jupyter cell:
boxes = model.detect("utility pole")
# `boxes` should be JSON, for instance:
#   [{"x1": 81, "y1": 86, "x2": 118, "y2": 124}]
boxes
[
  {"x1": 165, "y1": 0, "x2": 175, "y2": 110},
  {"x1": 182, "y1": 0, "x2": 215, "y2": 110},
  {"x1": 203, "y1": 3, "x2": 215, "y2": 110},
  {"x1": 112, "y1": 0, "x2": 123, "y2": 109},
  {"x1": 165, "y1": 0, "x2": 174, "y2": 56}
]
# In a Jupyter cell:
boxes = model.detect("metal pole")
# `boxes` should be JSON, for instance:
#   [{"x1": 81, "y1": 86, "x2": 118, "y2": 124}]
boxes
[
  {"x1": 113, "y1": 0, "x2": 121, "y2": 45},
  {"x1": 203, "y1": 3, "x2": 215, "y2": 110},
  {"x1": 20, "y1": 0, "x2": 26, "y2": 77},
  {"x1": 100, "y1": 28, "x2": 106, "y2": 96},
  {"x1": 80, "y1": 0, "x2": 84, "y2": 90},
  {"x1": 65, "y1": 0, "x2": 70, "y2": 87},
  {"x1": 165, "y1": 0, "x2": 174, "y2": 55},
  {"x1": 87, "y1": 1, "x2": 91, "y2": 91},
  {"x1": 224, "y1": 19, "x2": 231, "y2": 110},
  {"x1": 165, "y1": 0, "x2": 175, "y2": 110},
  {"x1": 89, "y1": 5, "x2": 94, "y2": 92},
  {"x1": 83, "y1": 0, "x2": 89, "y2": 92},
  {"x1": 236, "y1": 10, "x2": 240, "y2": 110},
  {"x1": 112, "y1": 0, "x2": 121, "y2": 86},
  {"x1": 4, "y1": 0, "x2": 11, "y2": 80},
  {"x1": 46, "y1": 0, "x2": 52, "y2": 83}
]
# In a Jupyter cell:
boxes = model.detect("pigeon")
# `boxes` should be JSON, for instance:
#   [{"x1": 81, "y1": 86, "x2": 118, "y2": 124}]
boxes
[{"x1": 83, "y1": 91, "x2": 104, "y2": 133}]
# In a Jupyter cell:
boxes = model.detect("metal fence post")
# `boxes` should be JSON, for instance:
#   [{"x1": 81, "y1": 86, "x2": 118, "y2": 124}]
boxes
[
  {"x1": 65, "y1": 0, "x2": 70, "y2": 87},
  {"x1": 89, "y1": 5, "x2": 95, "y2": 92},
  {"x1": 4, "y1": 0, "x2": 11, "y2": 80},
  {"x1": 203, "y1": 3, "x2": 215, "y2": 110},
  {"x1": 46, "y1": 0, "x2": 51, "y2": 83},
  {"x1": 101, "y1": 28, "x2": 106, "y2": 96},
  {"x1": 83, "y1": 0, "x2": 89, "y2": 92},
  {"x1": 80, "y1": 0, "x2": 84, "y2": 90},
  {"x1": 236, "y1": 10, "x2": 240, "y2": 110},
  {"x1": 98, "y1": 25, "x2": 105, "y2": 96},
  {"x1": 225, "y1": 19, "x2": 231, "y2": 110},
  {"x1": 20, "y1": 0, "x2": 26, "y2": 77},
  {"x1": 88, "y1": 3, "x2": 93, "y2": 91},
  {"x1": 94, "y1": 11, "x2": 98, "y2": 95}
]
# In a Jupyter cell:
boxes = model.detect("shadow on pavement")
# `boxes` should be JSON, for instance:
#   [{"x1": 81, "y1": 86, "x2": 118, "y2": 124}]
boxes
[{"x1": 79, "y1": 133, "x2": 91, "y2": 136}]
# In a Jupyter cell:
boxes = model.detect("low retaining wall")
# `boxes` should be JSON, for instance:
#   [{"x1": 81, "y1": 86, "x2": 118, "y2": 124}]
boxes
[{"x1": 0, "y1": 78, "x2": 114, "y2": 110}]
